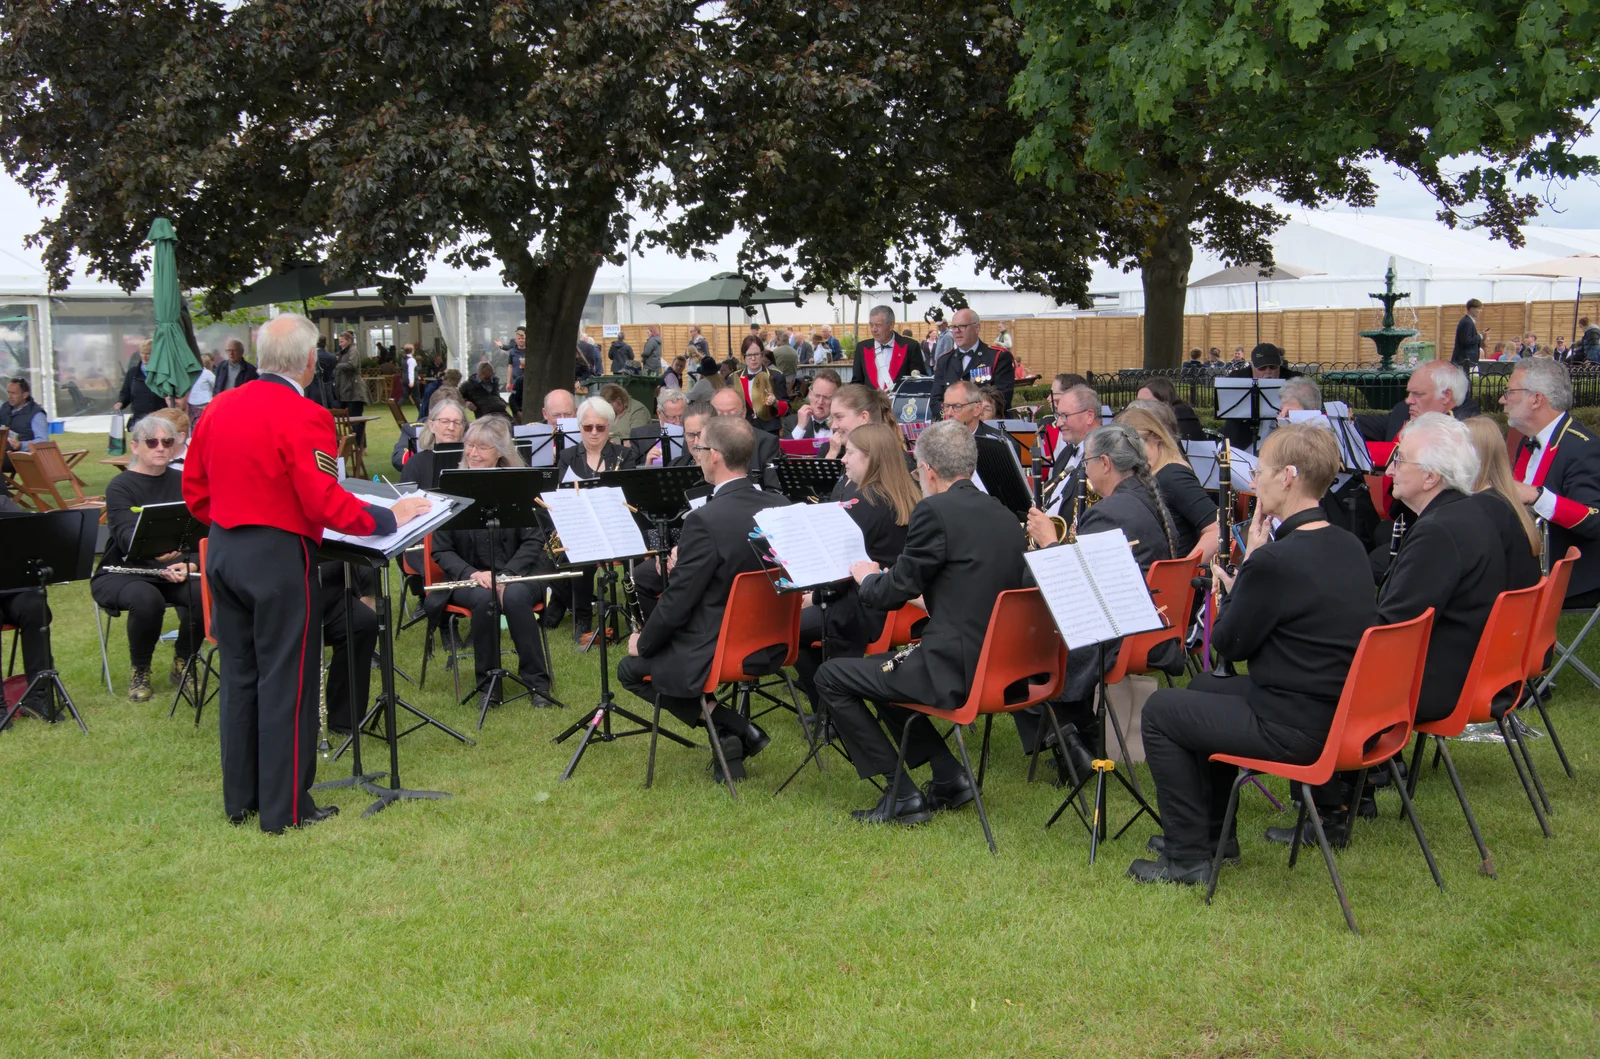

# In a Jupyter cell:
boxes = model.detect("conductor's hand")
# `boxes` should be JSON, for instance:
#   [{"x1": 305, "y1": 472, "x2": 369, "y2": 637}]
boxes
[
  {"x1": 159, "y1": 562, "x2": 188, "y2": 584},
  {"x1": 849, "y1": 560, "x2": 881, "y2": 585},
  {"x1": 470, "y1": 570, "x2": 493, "y2": 590},
  {"x1": 627, "y1": 631, "x2": 641, "y2": 657},
  {"x1": 391, "y1": 496, "x2": 432, "y2": 526},
  {"x1": 1026, "y1": 506, "x2": 1056, "y2": 550}
]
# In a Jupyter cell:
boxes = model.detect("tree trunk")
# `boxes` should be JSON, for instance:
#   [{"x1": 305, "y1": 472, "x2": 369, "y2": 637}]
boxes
[
  {"x1": 1141, "y1": 214, "x2": 1194, "y2": 370},
  {"x1": 518, "y1": 259, "x2": 602, "y2": 412}
]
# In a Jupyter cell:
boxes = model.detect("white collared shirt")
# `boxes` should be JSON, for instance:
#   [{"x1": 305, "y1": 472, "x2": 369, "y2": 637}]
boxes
[
  {"x1": 1522, "y1": 415, "x2": 1563, "y2": 520},
  {"x1": 874, "y1": 342, "x2": 894, "y2": 391},
  {"x1": 956, "y1": 345, "x2": 978, "y2": 372}
]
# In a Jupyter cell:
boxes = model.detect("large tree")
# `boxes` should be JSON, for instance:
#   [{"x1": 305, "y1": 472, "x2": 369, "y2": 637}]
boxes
[
  {"x1": 1011, "y1": 0, "x2": 1600, "y2": 368},
  {"x1": 0, "y1": 0, "x2": 720, "y2": 400}
]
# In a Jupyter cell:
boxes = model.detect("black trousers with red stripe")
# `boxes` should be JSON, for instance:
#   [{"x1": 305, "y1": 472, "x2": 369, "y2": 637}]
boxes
[{"x1": 207, "y1": 524, "x2": 322, "y2": 832}]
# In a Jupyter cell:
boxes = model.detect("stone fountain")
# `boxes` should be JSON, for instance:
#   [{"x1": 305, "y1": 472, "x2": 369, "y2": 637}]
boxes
[{"x1": 1358, "y1": 257, "x2": 1419, "y2": 371}]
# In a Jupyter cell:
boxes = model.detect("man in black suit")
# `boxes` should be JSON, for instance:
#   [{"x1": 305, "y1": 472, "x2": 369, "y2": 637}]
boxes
[
  {"x1": 1037, "y1": 382, "x2": 1098, "y2": 517},
  {"x1": 932, "y1": 308, "x2": 1014, "y2": 416},
  {"x1": 711, "y1": 387, "x2": 782, "y2": 489},
  {"x1": 1451, "y1": 298, "x2": 1488, "y2": 366},
  {"x1": 1376, "y1": 413, "x2": 1509, "y2": 724},
  {"x1": 791, "y1": 368, "x2": 841, "y2": 440},
  {"x1": 729, "y1": 340, "x2": 790, "y2": 435},
  {"x1": 1356, "y1": 360, "x2": 1481, "y2": 443},
  {"x1": 212, "y1": 338, "x2": 260, "y2": 394},
  {"x1": 851, "y1": 306, "x2": 928, "y2": 393},
  {"x1": 618, "y1": 416, "x2": 790, "y2": 776},
  {"x1": 813, "y1": 420, "x2": 1027, "y2": 825},
  {"x1": 1502, "y1": 357, "x2": 1600, "y2": 605}
]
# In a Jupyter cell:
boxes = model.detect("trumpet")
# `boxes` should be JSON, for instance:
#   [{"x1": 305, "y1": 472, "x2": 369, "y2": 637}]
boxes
[
  {"x1": 97, "y1": 564, "x2": 200, "y2": 579},
  {"x1": 425, "y1": 571, "x2": 585, "y2": 593}
]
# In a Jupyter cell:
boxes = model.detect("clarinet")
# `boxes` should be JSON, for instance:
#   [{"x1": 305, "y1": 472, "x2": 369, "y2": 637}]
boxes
[
  {"x1": 1209, "y1": 440, "x2": 1235, "y2": 678},
  {"x1": 1389, "y1": 510, "x2": 1408, "y2": 562},
  {"x1": 1030, "y1": 435, "x2": 1046, "y2": 507}
]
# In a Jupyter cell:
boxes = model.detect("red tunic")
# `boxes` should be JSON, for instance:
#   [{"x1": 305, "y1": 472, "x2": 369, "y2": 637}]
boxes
[{"x1": 183, "y1": 375, "x2": 384, "y2": 541}]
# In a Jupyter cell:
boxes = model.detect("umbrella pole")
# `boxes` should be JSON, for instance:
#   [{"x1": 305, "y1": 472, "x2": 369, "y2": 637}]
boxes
[
  {"x1": 1574, "y1": 278, "x2": 1582, "y2": 348},
  {"x1": 1255, "y1": 280, "x2": 1260, "y2": 345},
  {"x1": 726, "y1": 306, "x2": 732, "y2": 360}
]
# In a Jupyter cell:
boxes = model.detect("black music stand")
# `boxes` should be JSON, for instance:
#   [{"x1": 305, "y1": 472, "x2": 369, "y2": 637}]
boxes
[
  {"x1": 626, "y1": 424, "x2": 685, "y2": 466},
  {"x1": 975, "y1": 436, "x2": 1033, "y2": 519},
  {"x1": 316, "y1": 492, "x2": 474, "y2": 816},
  {"x1": 311, "y1": 560, "x2": 387, "y2": 791},
  {"x1": 1215, "y1": 377, "x2": 1284, "y2": 452},
  {"x1": 547, "y1": 484, "x2": 695, "y2": 781},
  {"x1": 773, "y1": 458, "x2": 844, "y2": 504},
  {"x1": 0, "y1": 508, "x2": 99, "y2": 732},
  {"x1": 438, "y1": 467, "x2": 568, "y2": 728}
]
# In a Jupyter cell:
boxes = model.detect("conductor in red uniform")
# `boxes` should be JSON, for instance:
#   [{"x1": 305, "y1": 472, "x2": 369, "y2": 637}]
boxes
[{"x1": 184, "y1": 314, "x2": 430, "y2": 833}]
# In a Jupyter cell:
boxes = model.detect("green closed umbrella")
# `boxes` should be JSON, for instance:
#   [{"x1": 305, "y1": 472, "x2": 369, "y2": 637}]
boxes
[{"x1": 143, "y1": 218, "x2": 203, "y2": 399}]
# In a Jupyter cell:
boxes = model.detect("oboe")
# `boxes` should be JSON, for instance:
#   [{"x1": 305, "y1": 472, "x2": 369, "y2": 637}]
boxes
[
  {"x1": 424, "y1": 570, "x2": 584, "y2": 593},
  {"x1": 1389, "y1": 510, "x2": 1408, "y2": 562},
  {"x1": 97, "y1": 565, "x2": 201, "y2": 579}
]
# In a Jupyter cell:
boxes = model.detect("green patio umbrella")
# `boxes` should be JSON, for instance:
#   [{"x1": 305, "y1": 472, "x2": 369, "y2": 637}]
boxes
[
  {"x1": 649, "y1": 272, "x2": 797, "y2": 358},
  {"x1": 144, "y1": 218, "x2": 203, "y2": 399}
]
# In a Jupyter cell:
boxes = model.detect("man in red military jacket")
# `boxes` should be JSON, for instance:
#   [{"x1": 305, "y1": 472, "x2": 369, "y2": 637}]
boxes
[
  {"x1": 850, "y1": 304, "x2": 927, "y2": 394},
  {"x1": 185, "y1": 314, "x2": 430, "y2": 834}
]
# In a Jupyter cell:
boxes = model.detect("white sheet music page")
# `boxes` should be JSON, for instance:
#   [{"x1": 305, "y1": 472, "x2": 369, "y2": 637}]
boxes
[
  {"x1": 541, "y1": 487, "x2": 646, "y2": 563},
  {"x1": 1025, "y1": 529, "x2": 1163, "y2": 648},
  {"x1": 1073, "y1": 530, "x2": 1164, "y2": 636},
  {"x1": 754, "y1": 502, "x2": 869, "y2": 586},
  {"x1": 323, "y1": 490, "x2": 456, "y2": 553},
  {"x1": 1025, "y1": 544, "x2": 1117, "y2": 648}
]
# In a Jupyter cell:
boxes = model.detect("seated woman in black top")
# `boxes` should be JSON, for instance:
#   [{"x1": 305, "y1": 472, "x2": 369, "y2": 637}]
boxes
[
  {"x1": 399, "y1": 396, "x2": 468, "y2": 490},
  {"x1": 551, "y1": 396, "x2": 641, "y2": 639},
  {"x1": 1136, "y1": 376, "x2": 1205, "y2": 442},
  {"x1": 1130, "y1": 424, "x2": 1378, "y2": 885},
  {"x1": 422, "y1": 417, "x2": 553, "y2": 700},
  {"x1": 90, "y1": 415, "x2": 203, "y2": 702},
  {"x1": 794, "y1": 424, "x2": 920, "y2": 714},
  {"x1": 1465, "y1": 415, "x2": 1543, "y2": 591},
  {"x1": 1121, "y1": 401, "x2": 1219, "y2": 564}
]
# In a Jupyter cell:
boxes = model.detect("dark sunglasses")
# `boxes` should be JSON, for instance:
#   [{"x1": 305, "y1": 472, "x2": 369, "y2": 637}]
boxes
[{"x1": 141, "y1": 437, "x2": 178, "y2": 450}]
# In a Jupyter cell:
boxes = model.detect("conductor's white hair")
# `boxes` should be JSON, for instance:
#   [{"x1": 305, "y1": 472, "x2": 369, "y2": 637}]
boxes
[
  {"x1": 256, "y1": 314, "x2": 320, "y2": 377},
  {"x1": 1400, "y1": 412, "x2": 1480, "y2": 494}
]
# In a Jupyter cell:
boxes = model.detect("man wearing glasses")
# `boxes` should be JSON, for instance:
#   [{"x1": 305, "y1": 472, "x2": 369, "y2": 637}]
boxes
[
  {"x1": 619, "y1": 415, "x2": 790, "y2": 782},
  {"x1": 1037, "y1": 383, "x2": 1099, "y2": 517},
  {"x1": 931, "y1": 307, "x2": 1014, "y2": 417},
  {"x1": 940, "y1": 379, "x2": 1006, "y2": 444}
]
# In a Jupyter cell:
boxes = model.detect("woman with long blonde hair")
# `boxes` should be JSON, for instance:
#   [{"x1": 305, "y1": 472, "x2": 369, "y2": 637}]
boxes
[
  {"x1": 1119, "y1": 402, "x2": 1219, "y2": 563},
  {"x1": 1465, "y1": 416, "x2": 1542, "y2": 585}
]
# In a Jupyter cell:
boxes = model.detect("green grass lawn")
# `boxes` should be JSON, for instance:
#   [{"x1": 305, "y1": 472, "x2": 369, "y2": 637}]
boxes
[{"x1": 3, "y1": 426, "x2": 1599, "y2": 1057}]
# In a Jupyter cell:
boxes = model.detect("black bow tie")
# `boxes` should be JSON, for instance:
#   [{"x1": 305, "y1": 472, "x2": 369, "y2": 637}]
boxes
[{"x1": 1526, "y1": 436, "x2": 1542, "y2": 453}]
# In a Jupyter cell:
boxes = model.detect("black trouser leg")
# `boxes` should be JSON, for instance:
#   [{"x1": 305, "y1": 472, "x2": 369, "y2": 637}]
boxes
[
  {"x1": 617, "y1": 653, "x2": 746, "y2": 736},
  {"x1": 99, "y1": 578, "x2": 166, "y2": 668},
  {"x1": 321, "y1": 585, "x2": 376, "y2": 733},
  {"x1": 344, "y1": 400, "x2": 366, "y2": 445},
  {"x1": 813, "y1": 655, "x2": 957, "y2": 782},
  {"x1": 209, "y1": 526, "x2": 322, "y2": 832},
  {"x1": 0, "y1": 588, "x2": 52, "y2": 682},
  {"x1": 501, "y1": 582, "x2": 550, "y2": 691},
  {"x1": 795, "y1": 605, "x2": 826, "y2": 709},
  {"x1": 1141, "y1": 684, "x2": 1324, "y2": 863}
]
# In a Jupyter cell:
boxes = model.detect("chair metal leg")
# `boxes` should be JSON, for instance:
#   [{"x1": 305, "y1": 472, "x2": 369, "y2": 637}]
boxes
[
  {"x1": 976, "y1": 716, "x2": 993, "y2": 791},
  {"x1": 950, "y1": 723, "x2": 996, "y2": 855},
  {"x1": 1528, "y1": 683, "x2": 1575, "y2": 779},
  {"x1": 1205, "y1": 771, "x2": 1250, "y2": 905},
  {"x1": 704, "y1": 700, "x2": 738, "y2": 800},
  {"x1": 1389, "y1": 758, "x2": 1445, "y2": 892},
  {"x1": 1287, "y1": 798, "x2": 1308, "y2": 869},
  {"x1": 1541, "y1": 603, "x2": 1600, "y2": 696},
  {"x1": 1496, "y1": 715, "x2": 1552, "y2": 837},
  {"x1": 418, "y1": 625, "x2": 433, "y2": 691},
  {"x1": 1303, "y1": 786, "x2": 1359, "y2": 935},
  {"x1": 94, "y1": 602, "x2": 114, "y2": 695},
  {"x1": 1402, "y1": 731, "x2": 1427, "y2": 819},
  {"x1": 645, "y1": 700, "x2": 662, "y2": 789},
  {"x1": 1341, "y1": 767, "x2": 1369, "y2": 847},
  {"x1": 1434, "y1": 739, "x2": 1495, "y2": 877},
  {"x1": 448, "y1": 620, "x2": 463, "y2": 703},
  {"x1": 1509, "y1": 710, "x2": 1553, "y2": 816}
]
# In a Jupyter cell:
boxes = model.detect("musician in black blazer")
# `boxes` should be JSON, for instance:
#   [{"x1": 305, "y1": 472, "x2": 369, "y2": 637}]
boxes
[
  {"x1": 710, "y1": 388, "x2": 782, "y2": 488},
  {"x1": 619, "y1": 416, "x2": 790, "y2": 773},
  {"x1": 1377, "y1": 413, "x2": 1510, "y2": 724},
  {"x1": 851, "y1": 307, "x2": 928, "y2": 393},
  {"x1": 814, "y1": 421, "x2": 1027, "y2": 825},
  {"x1": 1036, "y1": 384, "x2": 1098, "y2": 517},
  {"x1": 931, "y1": 309, "x2": 1014, "y2": 414},
  {"x1": 1502, "y1": 358, "x2": 1600, "y2": 604}
]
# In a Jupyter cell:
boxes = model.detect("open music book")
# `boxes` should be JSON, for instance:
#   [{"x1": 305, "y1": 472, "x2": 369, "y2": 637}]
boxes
[
  {"x1": 540, "y1": 486, "x2": 647, "y2": 563},
  {"x1": 323, "y1": 489, "x2": 459, "y2": 554},
  {"x1": 752, "y1": 502, "x2": 870, "y2": 588},
  {"x1": 1024, "y1": 529, "x2": 1164, "y2": 649}
]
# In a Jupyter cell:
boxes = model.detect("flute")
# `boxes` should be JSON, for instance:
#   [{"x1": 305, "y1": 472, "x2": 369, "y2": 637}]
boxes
[
  {"x1": 98, "y1": 565, "x2": 201, "y2": 579},
  {"x1": 424, "y1": 571, "x2": 586, "y2": 593}
]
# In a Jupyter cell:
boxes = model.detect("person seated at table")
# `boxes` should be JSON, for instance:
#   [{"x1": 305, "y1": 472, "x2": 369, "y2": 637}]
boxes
[
  {"x1": 90, "y1": 415, "x2": 202, "y2": 703},
  {"x1": 422, "y1": 417, "x2": 553, "y2": 702},
  {"x1": 601, "y1": 382, "x2": 651, "y2": 443},
  {"x1": 794, "y1": 424, "x2": 921, "y2": 723},
  {"x1": 1130, "y1": 424, "x2": 1377, "y2": 884},
  {"x1": 1135, "y1": 376, "x2": 1205, "y2": 441},
  {"x1": 551, "y1": 396, "x2": 641, "y2": 639}
]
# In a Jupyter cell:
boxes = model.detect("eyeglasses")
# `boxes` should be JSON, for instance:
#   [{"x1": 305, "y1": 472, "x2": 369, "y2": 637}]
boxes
[
  {"x1": 943, "y1": 399, "x2": 979, "y2": 411},
  {"x1": 684, "y1": 430, "x2": 703, "y2": 442},
  {"x1": 950, "y1": 322, "x2": 978, "y2": 330},
  {"x1": 1062, "y1": 407, "x2": 1097, "y2": 419},
  {"x1": 431, "y1": 416, "x2": 464, "y2": 428},
  {"x1": 691, "y1": 444, "x2": 718, "y2": 454},
  {"x1": 140, "y1": 437, "x2": 177, "y2": 450},
  {"x1": 1501, "y1": 387, "x2": 1531, "y2": 398},
  {"x1": 1388, "y1": 452, "x2": 1416, "y2": 468},
  {"x1": 580, "y1": 423, "x2": 609, "y2": 434}
]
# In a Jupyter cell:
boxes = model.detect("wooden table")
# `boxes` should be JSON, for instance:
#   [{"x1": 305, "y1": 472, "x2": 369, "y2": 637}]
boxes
[{"x1": 99, "y1": 455, "x2": 131, "y2": 468}]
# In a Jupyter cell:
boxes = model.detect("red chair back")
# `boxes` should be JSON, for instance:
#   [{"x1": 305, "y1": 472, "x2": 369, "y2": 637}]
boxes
[
  {"x1": 1107, "y1": 555, "x2": 1200, "y2": 683},
  {"x1": 198, "y1": 538, "x2": 216, "y2": 646},
  {"x1": 938, "y1": 589, "x2": 1066, "y2": 726},
  {"x1": 1213, "y1": 609, "x2": 1434, "y2": 785},
  {"x1": 1527, "y1": 546, "x2": 1579, "y2": 678},
  {"x1": 423, "y1": 534, "x2": 472, "y2": 617},
  {"x1": 865, "y1": 602, "x2": 928, "y2": 655},
  {"x1": 703, "y1": 571, "x2": 802, "y2": 692},
  {"x1": 1417, "y1": 584, "x2": 1543, "y2": 738}
]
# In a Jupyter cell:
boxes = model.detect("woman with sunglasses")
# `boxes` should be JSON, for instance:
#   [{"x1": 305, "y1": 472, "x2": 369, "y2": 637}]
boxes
[
  {"x1": 91, "y1": 415, "x2": 203, "y2": 703},
  {"x1": 552, "y1": 396, "x2": 641, "y2": 638}
]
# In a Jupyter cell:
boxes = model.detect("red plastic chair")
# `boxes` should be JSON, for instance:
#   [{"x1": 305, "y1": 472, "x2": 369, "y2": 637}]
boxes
[
  {"x1": 169, "y1": 537, "x2": 221, "y2": 726},
  {"x1": 1406, "y1": 584, "x2": 1550, "y2": 865},
  {"x1": 864, "y1": 602, "x2": 928, "y2": 655},
  {"x1": 1521, "y1": 547, "x2": 1578, "y2": 780},
  {"x1": 418, "y1": 534, "x2": 473, "y2": 702},
  {"x1": 1205, "y1": 609, "x2": 1440, "y2": 935},
  {"x1": 886, "y1": 589, "x2": 1067, "y2": 854},
  {"x1": 645, "y1": 570, "x2": 801, "y2": 798}
]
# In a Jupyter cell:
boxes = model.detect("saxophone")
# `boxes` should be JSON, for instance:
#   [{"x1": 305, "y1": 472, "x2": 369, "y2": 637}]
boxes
[{"x1": 749, "y1": 369, "x2": 775, "y2": 420}]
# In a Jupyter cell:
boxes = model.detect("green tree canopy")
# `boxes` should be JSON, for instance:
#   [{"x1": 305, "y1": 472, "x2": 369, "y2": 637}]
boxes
[{"x1": 1012, "y1": 0, "x2": 1600, "y2": 367}]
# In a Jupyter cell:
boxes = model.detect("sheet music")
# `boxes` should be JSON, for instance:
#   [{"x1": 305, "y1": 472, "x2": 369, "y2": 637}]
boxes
[
  {"x1": 561, "y1": 465, "x2": 583, "y2": 485},
  {"x1": 557, "y1": 417, "x2": 581, "y2": 446},
  {"x1": 512, "y1": 423, "x2": 558, "y2": 467},
  {"x1": 540, "y1": 486, "x2": 647, "y2": 563},
  {"x1": 323, "y1": 490, "x2": 457, "y2": 553},
  {"x1": 1025, "y1": 529, "x2": 1164, "y2": 649},
  {"x1": 753, "y1": 503, "x2": 869, "y2": 586}
]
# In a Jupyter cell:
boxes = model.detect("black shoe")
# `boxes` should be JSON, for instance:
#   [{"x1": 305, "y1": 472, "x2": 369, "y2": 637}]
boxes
[
  {"x1": 1147, "y1": 833, "x2": 1239, "y2": 865},
  {"x1": 1357, "y1": 791, "x2": 1378, "y2": 819},
  {"x1": 739, "y1": 722, "x2": 771, "y2": 760},
  {"x1": 573, "y1": 614, "x2": 593, "y2": 638},
  {"x1": 528, "y1": 687, "x2": 557, "y2": 708},
  {"x1": 300, "y1": 804, "x2": 339, "y2": 827},
  {"x1": 927, "y1": 774, "x2": 976, "y2": 813},
  {"x1": 850, "y1": 783, "x2": 932, "y2": 826},
  {"x1": 1265, "y1": 818, "x2": 1350, "y2": 848},
  {"x1": 1127, "y1": 855, "x2": 1210, "y2": 886},
  {"x1": 227, "y1": 809, "x2": 257, "y2": 827},
  {"x1": 708, "y1": 734, "x2": 747, "y2": 782},
  {"x1": 327, "y1": 725, "x2": 354, "y2": 739},
  {"x1": 539, "y1": 603, "x2": 567, "y2": 630}
]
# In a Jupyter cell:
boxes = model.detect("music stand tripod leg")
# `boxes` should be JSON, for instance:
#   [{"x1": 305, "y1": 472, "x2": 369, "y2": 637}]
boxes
[
  {"x1": 360, "y1": 566, "x2": 452, "y2": 815},
  {"x1": 1, "y1": 577, "x2": 85, "y2": 734}
]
